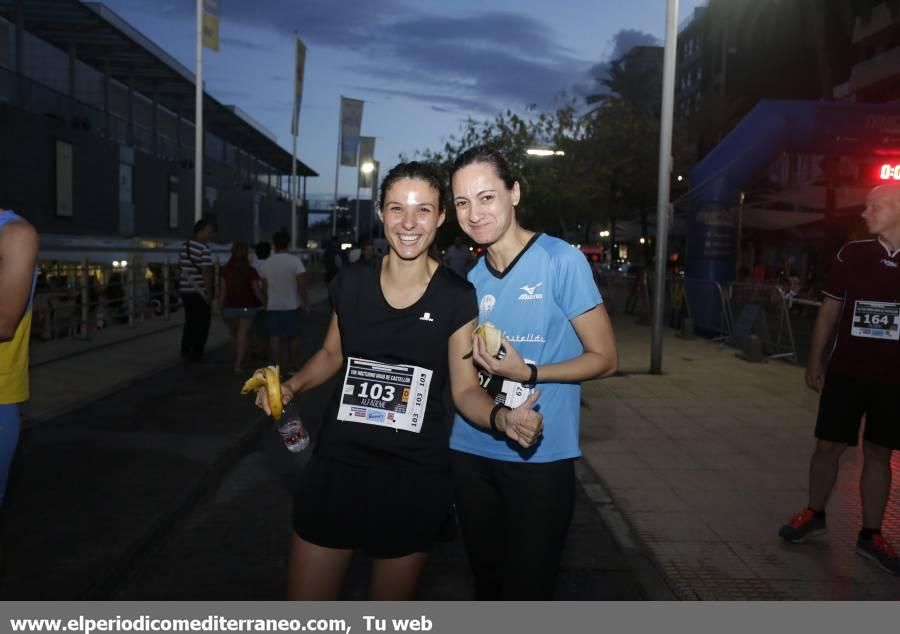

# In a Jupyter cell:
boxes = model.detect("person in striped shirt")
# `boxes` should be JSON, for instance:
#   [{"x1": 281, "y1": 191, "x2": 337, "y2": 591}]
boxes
[{"x1": 179, "y1": 219, "x2": 215, "y2": 362}]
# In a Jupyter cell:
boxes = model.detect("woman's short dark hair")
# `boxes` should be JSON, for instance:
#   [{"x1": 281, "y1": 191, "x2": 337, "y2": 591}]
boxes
[
  {"x1": 254, "y1": 241, "x2": 272, "y2": 260},
  {"x1": 450, "y1": 145, "x2": 517, "y2": 191},
  {"x1": 193, "y1": 218, "x2": 214, "y2": 234},
  {"x1": 272, "y1": 229, "x2": 291, "y2": 250},
  {"x1": 378, "y1": 161, "x2": 447, "y2": 213}
]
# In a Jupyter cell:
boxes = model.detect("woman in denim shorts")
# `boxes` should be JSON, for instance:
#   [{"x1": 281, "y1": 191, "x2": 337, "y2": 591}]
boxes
[{"x1": 219, "y1": 242, "x2": 263, "y2": 373}]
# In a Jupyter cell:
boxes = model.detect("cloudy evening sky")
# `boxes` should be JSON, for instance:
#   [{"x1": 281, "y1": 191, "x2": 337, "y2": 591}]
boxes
[{"x1": 98, "y1": 0, "x2": 707, "y2": 197}]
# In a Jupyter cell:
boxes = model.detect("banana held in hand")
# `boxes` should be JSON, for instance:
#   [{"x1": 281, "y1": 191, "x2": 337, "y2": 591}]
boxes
[
  {"x1": 240, "y1": 368, "x2": 267, "y2": 393},
  {"x1": 473, "y1": 321, "x2": 503, "y2": 358},
  {"x1": 240, "y1": 365, "x2": 284, "y2": 419}
]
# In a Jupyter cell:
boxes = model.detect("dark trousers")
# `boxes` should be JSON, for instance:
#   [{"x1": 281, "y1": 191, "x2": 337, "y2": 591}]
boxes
[
  {"x1": 180, "y1": 293, "x2": 211, "y2": 361},
  {"x1": 450, "y1": 450, "x2": 575, "y2": 600}
]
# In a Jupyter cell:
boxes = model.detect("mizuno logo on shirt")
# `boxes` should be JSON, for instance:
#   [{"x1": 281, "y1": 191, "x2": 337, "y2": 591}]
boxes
[
  {"x1": 518, "y1": 282, "x2": 543, "y2": 301},
  {"x1": 881, "y1": 258, "x2": 898, "y2": 268},
  {"x1": 419, "y1": 312, "x2": 434, "y2": 322}
]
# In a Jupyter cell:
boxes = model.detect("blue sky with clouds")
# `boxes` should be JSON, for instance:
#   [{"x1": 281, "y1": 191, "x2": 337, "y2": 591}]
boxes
[{"x1": 99, "y1": 0, "x2": 706, "y2": 197}]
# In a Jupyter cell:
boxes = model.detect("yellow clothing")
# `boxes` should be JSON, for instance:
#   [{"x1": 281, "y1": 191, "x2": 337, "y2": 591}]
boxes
[
  {"x1": 0, "y1": 308, "x2": 31, "y2": 404},
  {"x1": 0, "y1": 210, "x2": 34, "y2": 404}
]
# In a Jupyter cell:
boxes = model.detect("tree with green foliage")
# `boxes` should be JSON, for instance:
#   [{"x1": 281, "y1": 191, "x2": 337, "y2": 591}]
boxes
[
  {"x1": 408, "y1": 102, "x2": 605, "y2": 246},
  {"x1": 410, "y1": 50, "x2": 688, "y2": 259}
]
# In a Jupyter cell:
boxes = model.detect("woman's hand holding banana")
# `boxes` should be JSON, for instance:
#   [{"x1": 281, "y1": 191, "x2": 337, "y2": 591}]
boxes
[
  {"x1": 240, "y1": 366, "x2": 293, "y2": 419},
  {"x1": 471, "y1": 322, "x2": 531, "y2": 383},
  {"x1": 469, "y1": 322, "x2": 542, "y2": 448}
]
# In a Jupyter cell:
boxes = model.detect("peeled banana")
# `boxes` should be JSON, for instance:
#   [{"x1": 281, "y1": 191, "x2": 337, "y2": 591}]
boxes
[
  {"x1": 240, "y1": 365, "x2": 283, "y2": 419},
  {"x1": 473, "y1": 321, "x2": 503, "y2": 357}
]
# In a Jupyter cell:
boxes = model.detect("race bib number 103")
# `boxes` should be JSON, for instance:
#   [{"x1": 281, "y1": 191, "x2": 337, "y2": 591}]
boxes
[{"x1": 337, "y1": 357, "x2": 433, "y2": 433}]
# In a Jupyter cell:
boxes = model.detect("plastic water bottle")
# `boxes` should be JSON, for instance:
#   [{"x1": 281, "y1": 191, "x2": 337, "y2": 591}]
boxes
[{"x1": 277, "y1": 402, "x2": 309, "y2": 453}]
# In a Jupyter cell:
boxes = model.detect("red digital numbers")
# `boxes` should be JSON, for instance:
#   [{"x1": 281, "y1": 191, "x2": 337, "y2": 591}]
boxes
[{"x1": 880, "y1": 164, "x2": 900, "y2": 181}]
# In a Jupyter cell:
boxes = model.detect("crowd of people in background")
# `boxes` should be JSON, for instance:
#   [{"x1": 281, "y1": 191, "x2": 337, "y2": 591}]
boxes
[{"x1": 26, "y1": 229, "x2": 481, "y2": 352}]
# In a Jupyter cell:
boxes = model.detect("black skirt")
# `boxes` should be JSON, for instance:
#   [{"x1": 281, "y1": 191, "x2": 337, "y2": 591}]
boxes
[{"x1": 292, "y1": 454, "x2": 454, "y2": 559}]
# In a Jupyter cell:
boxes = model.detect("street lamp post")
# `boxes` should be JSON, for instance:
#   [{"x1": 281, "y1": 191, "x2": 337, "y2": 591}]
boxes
[
  {"x1": 356, "y1": 160, "x2": 375, "y2": 243},
  {"x1": 650, "y1": 0, "x2": 679, "y2": 375}
]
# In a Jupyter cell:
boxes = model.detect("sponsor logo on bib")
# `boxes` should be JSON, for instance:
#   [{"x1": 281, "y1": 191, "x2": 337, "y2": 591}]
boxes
[{"x1": 479, "y1": 294, "x2": 496, "y2": 314}]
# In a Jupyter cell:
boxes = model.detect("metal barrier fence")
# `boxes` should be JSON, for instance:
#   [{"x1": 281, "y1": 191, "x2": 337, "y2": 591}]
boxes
[
  {"x1": 727, "y1": 282, "x2": 798, "y2": 362},
  {"x1": 33, "y1": 246, "x2": 322, "y2": 344},
  {"x1": 680, "y1": 278, "x2": 822, "y2": 365},
  {"x1": 567, "y1": 270, "x2": 822, "y2": 367},
  {"x1": 597, "y1": 272, "x2": 691, "y2": 332},
  {"x1": 34, "y1": 256, "x2": 185, "y2": 343},
  {"x1": 682, "y1": 278, "x2": 733, "y2": 343},
  {"x1": 596, "y1": 272, "x2": 653, "y2": 321}
]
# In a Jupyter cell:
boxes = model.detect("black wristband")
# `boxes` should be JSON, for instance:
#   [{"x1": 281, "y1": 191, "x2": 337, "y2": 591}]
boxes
[
  {"x1": 522, "y1": 363, "x2": 538, "y2": 388},
  {"x1": 490, "y1": 403, "x2": 510, "y2": 434}
]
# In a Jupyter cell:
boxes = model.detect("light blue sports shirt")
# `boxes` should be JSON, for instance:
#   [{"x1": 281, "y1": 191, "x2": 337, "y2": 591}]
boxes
[{"x1": 450, "y1": 233, "x2": 602, "y2": 462}]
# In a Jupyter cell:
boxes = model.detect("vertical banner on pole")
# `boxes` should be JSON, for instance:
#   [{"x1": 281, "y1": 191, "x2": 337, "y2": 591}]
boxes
[
  {"x1": 291, "y1": 37, "x2": 306, "y2": 137},
  {"x1": 339, "y1": 97, "x2": 364, "y2": 166},
  {"x1": 333, "y1": 97, "x2": 364, "y2": 235},
  {"x1": 195, "y1": 0, "x2": 219, "y2": 222},
  {"x1": 290, "y1": 35, "x2": 306, "y2": 249},
  {"x1": 202, "y1": 0, "x2": 220, "y2": 51},
  {"x1": 371, "y1": 160, "x2": 380, "y2": 239}
]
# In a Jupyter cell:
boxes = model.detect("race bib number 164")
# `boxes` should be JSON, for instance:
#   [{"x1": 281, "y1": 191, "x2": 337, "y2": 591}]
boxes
[{"x1": 851, "y1": 300, "x2": 900, "y2": 341}]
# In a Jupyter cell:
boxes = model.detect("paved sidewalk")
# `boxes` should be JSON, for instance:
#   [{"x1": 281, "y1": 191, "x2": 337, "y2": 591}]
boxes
[{"x1": 579, "y1": 319, "x2": 900, "y2": 600}]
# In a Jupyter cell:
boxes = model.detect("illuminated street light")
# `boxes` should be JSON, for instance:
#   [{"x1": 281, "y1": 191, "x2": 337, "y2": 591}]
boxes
[
  {"x1": 639, "y1": 237, "x2": 646, "y2": 245},
  {"x1": 526, "y1": 148, "x2": 565, "y2": 157},
  {"x1": 112, "y1": 261, "x2": 120, "y2": 268},
  {"x1": 599, "y1": 230, "x2": 610, "y2": 238},
  {"x1": 360, "y1": 161, "x2": 375, "y2": 174},
  {"x1": 676, "y1": 175, "x2": 684, "y2": 182}
]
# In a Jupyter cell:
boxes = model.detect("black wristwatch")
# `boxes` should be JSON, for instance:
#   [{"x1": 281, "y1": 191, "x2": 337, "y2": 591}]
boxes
[
  {"x1": 522, "y1": 363, "x2": 538, "y2": 388},
  {"x1": 490, "y1": 403, "x2": 510, "y2": 434}
]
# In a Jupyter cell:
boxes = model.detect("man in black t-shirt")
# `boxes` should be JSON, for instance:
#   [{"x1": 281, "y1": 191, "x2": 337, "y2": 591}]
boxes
[{"x1": 779, "y1": 184, "x2": 900, "y2": 575}]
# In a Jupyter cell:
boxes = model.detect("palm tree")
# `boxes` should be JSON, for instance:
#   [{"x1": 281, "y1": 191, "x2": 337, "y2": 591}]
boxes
[{"x1": 586, "y1": 52, "x2": 662, "y2": 116}]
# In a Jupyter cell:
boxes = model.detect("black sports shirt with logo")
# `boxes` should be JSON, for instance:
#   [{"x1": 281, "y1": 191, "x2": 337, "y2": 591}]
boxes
[
  {"x1": 317, "y1": 259, "x2": 478, "y2": 471},
  {"x1": 823, "y1": 239, "x2": 900, "y2": 383}
]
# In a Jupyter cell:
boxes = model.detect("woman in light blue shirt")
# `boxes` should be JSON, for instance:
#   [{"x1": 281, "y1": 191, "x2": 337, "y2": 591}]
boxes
[{"x1": 449, "y1": 146, "x2": 618, "y2": 599}]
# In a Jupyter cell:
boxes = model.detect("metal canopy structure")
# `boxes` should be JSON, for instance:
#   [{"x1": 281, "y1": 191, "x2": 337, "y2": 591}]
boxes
[{"x1": 0, "y1": 0, "x2": 317, "y2": 177}]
